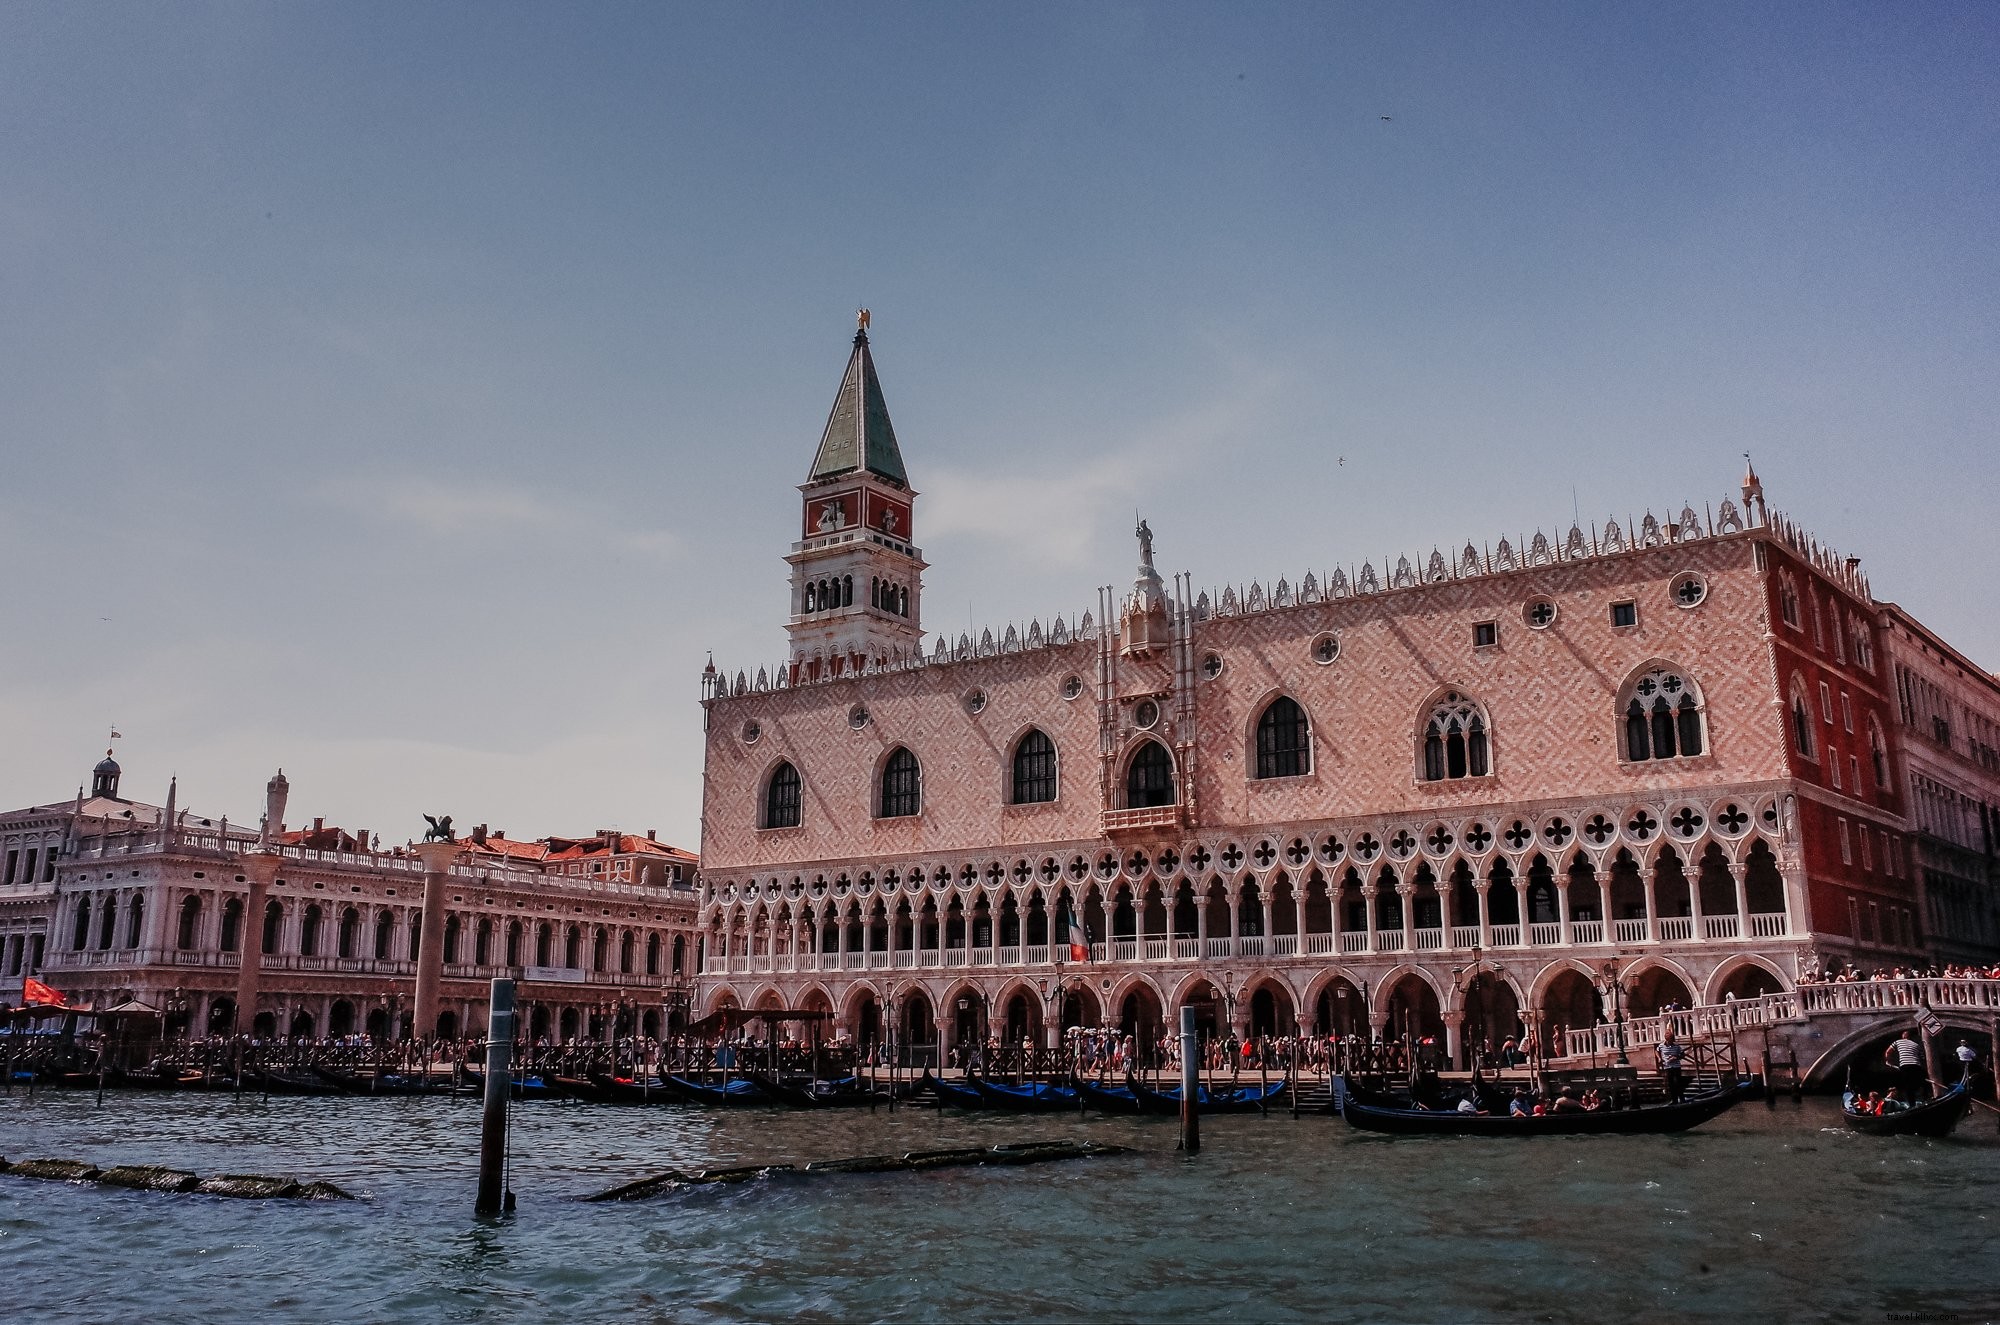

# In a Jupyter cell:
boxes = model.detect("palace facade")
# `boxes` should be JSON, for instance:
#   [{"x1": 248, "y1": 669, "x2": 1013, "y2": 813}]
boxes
[
  {"x1": 0, "y1": 756, "x2": 701, "y2": 1042},
  {"x1": 695, "y1": 320, "x2": 2000, "y2": 1063}
]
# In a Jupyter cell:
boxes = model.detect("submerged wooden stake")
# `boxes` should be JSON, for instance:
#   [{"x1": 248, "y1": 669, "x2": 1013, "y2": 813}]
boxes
[
  {"x1": 1178, "y1": 1005, "x2": 1200, "y2": 1154},
  {"x1": 476, "y1": 978, "x2": 515, "y2": 1217}
]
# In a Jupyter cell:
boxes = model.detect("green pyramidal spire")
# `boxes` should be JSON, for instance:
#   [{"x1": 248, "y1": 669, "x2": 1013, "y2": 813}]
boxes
[{"x1": 808, "y1": 321, "x2": 908, "y2": 487}]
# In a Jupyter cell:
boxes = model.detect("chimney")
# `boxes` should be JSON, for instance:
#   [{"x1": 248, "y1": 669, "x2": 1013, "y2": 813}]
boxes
[
  {"x1": 471, "y1": 823, "x2": 488, "y2": 846},
  {"x1": 493, "y1": 829, "x2": 505, "y2": 840},
  {"x1": 313, "y1": 816, "x2": 325, "y2": 835},
  {"x1": 646, "y1": 829, "x2": 657, "y2": 842}
]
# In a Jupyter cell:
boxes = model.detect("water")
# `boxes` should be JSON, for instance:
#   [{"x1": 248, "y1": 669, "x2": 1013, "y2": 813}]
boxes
[{"x1": 1, "y1": 1089, "x2": 1995, "y2": 1323}]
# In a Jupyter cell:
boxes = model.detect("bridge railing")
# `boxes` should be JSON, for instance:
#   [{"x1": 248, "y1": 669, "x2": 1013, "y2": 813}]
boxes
[{"x1": 1562, "y1": 978, "x2": 2000, "y2": 1059}]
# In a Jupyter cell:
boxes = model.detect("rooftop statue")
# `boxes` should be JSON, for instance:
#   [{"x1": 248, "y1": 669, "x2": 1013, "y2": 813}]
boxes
[{"x1": 422, "y1": 814, "x2": 456, "y2": 843}]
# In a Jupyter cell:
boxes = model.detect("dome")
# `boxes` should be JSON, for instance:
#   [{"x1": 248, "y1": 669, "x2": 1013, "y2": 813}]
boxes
[{"x1": 94, "y1": 754, "x2": 120, "y2": 776}]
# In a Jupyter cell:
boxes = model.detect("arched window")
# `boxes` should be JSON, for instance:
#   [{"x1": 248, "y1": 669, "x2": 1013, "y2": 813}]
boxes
[
  {"x1": 1422, "y1": 692, "x2": 1490, "y2": 781},
  {"x1": 220, "y1": 898, "x2": 243, "y2": 953},
  {"x1": 620, "y1": 929, "x2": 634, "y2": 974},
  {"x1": 564, "y1": 924, "x2": 581, "y2": 968},
  {"x1": 592, "y1": 926, "x2": 608, "y2": 972},
  {"x1": 99, "y1": 896, "x2": 117, "y2": 949},
  {"x1": 1869, "y1": 717, "x2": 1889, "y2": 790},
  {"x1": 125, "y1": 896, "x2": 143, "y2": 949},
  {"x1": 476, "y1": 918, "x2": 493, "y2": 966},
  {"x1": 506, "y1": 920, "x2": 523, "y2": 967},
  {"x1": 176, "y1": 895, "x2": 201, "y2": 950},
  {"x1": 1254, "y1": 697, "x2": 1311, "y2": 779},
  {"x1": 375, "y1": 909, "x2": 394, "y2": 960},
  {"x1": 338, "y1": 906, "x2": 360, "y2": 958},
  {"x1": 1791, "y1": 684, "x2": 1816, "y2": 759},
  {"x1": 1011, "y1": 729, "x2": 1058, "y2": 804},
  {"x1": 408, "y1": 913, "x2": 421, "y2": 960},
  {"x1": 535, "y1": 922, "x2": 553, "y2": 967},
  {"x1": 71, "y1": 896, "x2": 90, "y2": 951},
  {"x1": 1621, "y1": 667, "x2": 1705, "y2": 761},
  {"x1": 879, "y1": 747, "x2": 922, "y2": 818},
  {"x1": 672, "y1": 933, "x2": 686, "y2": 975},
  {"x1": 646, "y1": 932, "x2": 661, "y2": 976},
  {"x1": 1779, "y1": 573, "x2": 1800, "y2": 628},
  {"x1": 842, "y1": 574, "x2": 853, "y2": 606},
  {"x1": 803, "y1": 582, "x2": 816, "y2": 613},
  {"x1": 443, "y1": 913, "x2": 461, "y2": 963},
  {"x1": 1126, "y1": 740, "x2": 1176, "y2": 808},
  {"x1": 763, "y1": 762, "x2": 802, "y2": 829},
  {"x1": 300, "y1": 904, "x2": 323, "y2": 957},
  {"x1": 262, "y1": 899, "x2": 282, "y2": 954}
]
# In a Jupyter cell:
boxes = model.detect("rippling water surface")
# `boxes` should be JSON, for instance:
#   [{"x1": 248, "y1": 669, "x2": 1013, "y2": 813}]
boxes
[{"x1": 1, "y1": 1088, "x2": 1995, "y2": 1323}]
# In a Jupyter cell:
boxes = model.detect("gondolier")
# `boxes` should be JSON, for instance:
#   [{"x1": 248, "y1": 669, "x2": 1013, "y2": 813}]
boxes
[
  {"x1": 1658, "y1": 1031, "x2": 1686, "y2": 1102},
  {"x1": 1884, "y1": 1029, "x2": 1927, "y2": 1100}
]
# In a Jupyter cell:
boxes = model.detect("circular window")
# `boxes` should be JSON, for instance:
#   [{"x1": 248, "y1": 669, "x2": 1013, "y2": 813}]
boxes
[
  {"x1": 1524, "y1": 598, "x2": 1558, "y2": 630},
  {"x1": 1311, "y1": 633, "x2": 1340, "y2": 666},
  {"x1": 1201, "y1": 653, "x2": 1224, "y2": 680},
  {"x1": 740, "y1": 720, "x2": 761, "y2": 745},
  {"x1": 1061, "y1": 675, "x2": 1085, "y2": 701},
  {"x1": 1672, "y1": 573, "x2": 1707, "y2": 609},
  {"x1": 1133, "y1": 699, "x2": 1160, "y2": 730},
  {"x1": 964, "y1": 688, "x2": 987, "y2": 715},
  {"x1": 847, "y1": 704, "x2": 871, "y2": 730}
]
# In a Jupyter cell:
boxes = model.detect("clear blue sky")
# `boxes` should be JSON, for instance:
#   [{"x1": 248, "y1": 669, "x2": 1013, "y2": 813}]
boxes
[{"x1": 3, "y1": 3, "x2": 1994, "y2": 845}]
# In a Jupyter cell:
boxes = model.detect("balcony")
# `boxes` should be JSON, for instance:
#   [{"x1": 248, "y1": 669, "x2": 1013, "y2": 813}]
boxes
[
  {"x1": 1529, "y1": 923, "x2": 1561, "y2": 946},
  {"x1": 1488, "y1": 924, "x2": 1521, "y2": 947},
  {"x1": 1450, "y1": 926, "x2": 1479, "y2": 949},
  {"x1": 1101, "y1": 804, "x2": 1180, "y2": 835},
  {"x1": 1414, "y1": 928, "x2": 1444, "y2": 951},
  {"x1": 1569, "y1": 920, "x2": 1604, "y2": 945},
  {"x1": 1749, "y1": 913, "x2": 1788, "y2": 937},
  {"x1": 1614, "y1": 919, "x2": 1648, "y2": 943},
  {"x1": 1656, "y1": 917, "x2": 1694, "y2": 942},
  {"x1": 1703, "y1": 915, "x2": 1741, "y2": 940},
  {"x1": 1339, "y1": 932, "x2": 1369, "y2": 954}
]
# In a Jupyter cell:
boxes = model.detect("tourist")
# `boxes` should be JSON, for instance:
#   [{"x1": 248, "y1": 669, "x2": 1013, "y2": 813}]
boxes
[
  {"x1": 1954, "y1": 1038, "x2": 1978, "y2": 1084},
  {"x1": 1456, "y1": 1091, "x2": 1486, "y2": 1115},
  {"x1": 1551, "y1": 1087, "x2": 1586, "y2": 1114},
  {"x1": 1509, "y1": 1087, "x2": 1532, "y2": 1117},
  {"x1": 1659, "y1": 1031, "x2": 1687, "y2": 1102},
  {"x1": 1878, "y1": 1087, "x2": 1909, "y2": 1115},
  {"x1": 1884, "y1": 1029, "x2": 1926, "y2": 1100}
]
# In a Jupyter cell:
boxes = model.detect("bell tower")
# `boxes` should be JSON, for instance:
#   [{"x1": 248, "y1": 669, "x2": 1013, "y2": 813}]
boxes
[{"x1": 786, "y1": 312, "x2": 926, "y2": 673}]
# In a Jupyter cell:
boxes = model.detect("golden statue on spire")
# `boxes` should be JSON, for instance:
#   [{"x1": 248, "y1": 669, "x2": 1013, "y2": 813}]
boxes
[{"x1": 857, "y1": 308, "x2": 871, "y2": 332}]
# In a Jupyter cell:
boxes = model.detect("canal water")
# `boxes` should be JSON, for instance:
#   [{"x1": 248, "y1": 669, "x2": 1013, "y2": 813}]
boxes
[{"x1": 1, "y1": 1090, "x2": 1994, "y2": 1323}]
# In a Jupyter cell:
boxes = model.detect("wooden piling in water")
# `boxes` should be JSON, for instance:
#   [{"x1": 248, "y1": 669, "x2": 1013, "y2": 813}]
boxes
[
  {"x1": 476, "y1": 978, "x2": 515, "y2": 1217},
  {"x1": 1178, "y1": 1005, "x2": 1200, "y2": 1154}
]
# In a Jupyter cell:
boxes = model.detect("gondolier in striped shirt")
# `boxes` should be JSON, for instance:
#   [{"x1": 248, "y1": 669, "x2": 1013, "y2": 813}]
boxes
[
  {"x1": 1658, "y1": 1031, "x2": 1686, "y2": 1103},
  {"x1": 1884, "y1": 1029, "x2": 1927, "y2": 1100}
]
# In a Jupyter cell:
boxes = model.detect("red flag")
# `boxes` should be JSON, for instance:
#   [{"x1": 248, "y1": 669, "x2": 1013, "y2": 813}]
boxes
[{"x1": 22, "y1": 977, "x2": 66, "y2": 1008}]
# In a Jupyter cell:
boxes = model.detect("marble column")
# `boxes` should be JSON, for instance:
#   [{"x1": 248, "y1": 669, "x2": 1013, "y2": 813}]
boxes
[
  {"x1": 411, "y1": 841, "x2": 459, "y2": 1041},
  {"x1": 232, "y1": 852, "x2": 281, "y2": 1033}
]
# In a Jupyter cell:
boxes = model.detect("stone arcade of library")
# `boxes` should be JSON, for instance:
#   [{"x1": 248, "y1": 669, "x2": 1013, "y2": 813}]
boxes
[{"x1": 695, "y1": 318, "x2": 2000, "y2": 1064}]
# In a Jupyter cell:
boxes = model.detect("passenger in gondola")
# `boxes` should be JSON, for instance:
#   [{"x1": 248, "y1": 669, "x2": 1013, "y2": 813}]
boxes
[
  {"x1": 1877, "y1": 1087, "x2": 1909, "y2": 1115},
  {"x1": 1456, "y1": 1092, "x2": 1487, "y2": 1115},
  {"x1": 1579, "y1": 1088, "x2": 1604, "y2": 1112},
  {"x1": 1550, "y1": 1087, "x2": 1586, "y2": 1114},
  {"x1": 1509, "y1": 1087, "x2": 1532, "y2": 1117}
]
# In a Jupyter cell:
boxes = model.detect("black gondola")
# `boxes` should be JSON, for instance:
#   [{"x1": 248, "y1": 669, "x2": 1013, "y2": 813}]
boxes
[
  {"x1": 748, "y1": 1073, "x2": 888, "y2": 1108},
  {"x1": 1129, "y1": 1079, "x2": 1290, "y2": 1115},
  {"x1": 1076, "y1": 1079, "x2": 1145, "y2": 1114},
  {"x1": 1339, "y1": 1077, "x2": 1750, "y2": 1135},
  {"x1": 970, "y1": 1077, "x2": 1081, "y2": 1112},
  {"x1": 922, "y1": 1072, "x2": 988, "y2": 1109},
  {"x1": 661, "y1": 1074, "x2": 771, "y2": 1106},
  {"x1": 1842, "y1": 1083, "x2": 1972, "y2": 1138}
]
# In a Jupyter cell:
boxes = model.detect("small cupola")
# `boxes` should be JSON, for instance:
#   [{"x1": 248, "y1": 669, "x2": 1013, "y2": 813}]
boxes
[{"x1": 91, "y1": 748, "x2": 122, "y2": 799}]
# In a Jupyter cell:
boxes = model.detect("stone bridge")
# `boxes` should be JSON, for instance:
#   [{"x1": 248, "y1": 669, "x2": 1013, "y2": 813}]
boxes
[{"x1": 1561, "y1": 978, "x2": 2000, "y2": 1087}]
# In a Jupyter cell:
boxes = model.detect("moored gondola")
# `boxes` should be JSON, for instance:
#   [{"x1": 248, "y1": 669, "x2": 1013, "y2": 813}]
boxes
[
  {"x1": 970, "y1": 1077, "x2": 1081, "y2": 1112},
  {"x1": 1339, "y1": 1077, "x2": 1750, "y2": 1135},
  {"x1": 661, "y1": 1074, "x2": 771, "y2": 1106},
  {"x1": 1076, "y1": 1079, "x2": 1144, "y2": 1114},
  {"x1": 1842, "y1": 1082, "x2": 1972, "y2": 1138},
  {"x1": 922, "y1": 1072, "x2": 988, "y2": 1109},
  {"x1": 748, "y1": 1073, "x2": 888, "y2": 1108},
  {"x1": 1130, "y1": 1079, "x2": 1290, "y2": 1115}
]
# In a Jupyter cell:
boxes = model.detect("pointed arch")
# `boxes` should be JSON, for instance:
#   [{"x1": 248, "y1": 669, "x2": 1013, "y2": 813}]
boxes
[
  {"x1": 762, "y1": 759, "x2": 802, "y2": 829},
  {"x1": 878, "y1": 746, "x2": 922, "y2": 818},
  {"x1": 1010, "y1": 727, "x2": 1058, "y2": 805},
  {"x1": 1252, "y1": 694, "x2": 1312, "y2": 779},
  {"x1": 1418, "y1": 687, "x2": 1491, "y2": 782},
  {"x1": 1124, "y1": 739, "x2": 1176, "y2": 808},
  {"x1": 1618, "y1": 661, "x2": 1707, "y2": 762},
  {"x1": 1789, "y1": 675, "x2": 1817, "y2": 759}
]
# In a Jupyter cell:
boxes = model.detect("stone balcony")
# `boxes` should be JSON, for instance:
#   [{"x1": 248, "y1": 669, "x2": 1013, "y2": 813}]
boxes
[{"x1": 705, "y1": 913, "x2": 1793, "y2": 977}]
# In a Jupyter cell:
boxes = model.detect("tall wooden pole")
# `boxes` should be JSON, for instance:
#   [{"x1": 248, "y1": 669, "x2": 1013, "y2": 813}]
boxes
[
  {"x1": 1178, "y1": 1004, "x2": 1200, "y2": 1154},
  {"x1": 476, "y1": 978, "x2": 515, "y2": 1216}
]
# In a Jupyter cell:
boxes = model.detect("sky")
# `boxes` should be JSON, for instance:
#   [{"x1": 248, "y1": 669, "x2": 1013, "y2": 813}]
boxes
[{"x1": 3, "y1": 3, "x2": 1995, "y2": 846}]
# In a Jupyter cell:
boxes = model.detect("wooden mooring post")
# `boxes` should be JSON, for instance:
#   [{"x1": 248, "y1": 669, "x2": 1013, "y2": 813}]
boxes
[
  {"x1": 476, "y1": 978, "x2": 516, "y2": 1217},
  {"x1": 1177, "y1": 1005, "x2": 1200, "y2": 1154}
]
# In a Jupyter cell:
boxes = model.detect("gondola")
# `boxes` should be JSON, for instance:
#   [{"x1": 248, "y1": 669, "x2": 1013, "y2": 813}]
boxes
[
  {"x1": 461, "y1": 1068, "x2": 564, "y2": 1100},
  {"x1": 921, "y1": 1072, "x2": 988, "y2": 1109},
  {"x1": 1339, "y1": 1078, "x2": 1750, "y2": 1135},
  {"x1": 313, "y1": 1066, "x2": 447, "y2": 1096},
  {"x1": 548, "y1": 1074, "x2": 612, "y2": 1102},
  {"x1": 748, "y1": 1073, "x2": 888, "y2": 1109},
  {"x1": 1129, "y1": 1079, "x2": 1291, "y2": 1115},
  {"x1": 243, "y1": 1067, "x2": 347, "y2": 1096},
  {"x1": 1076, "y1": 1079, "x2": 1145, "y2": 1114},
  {"x1": 1842, "y1": 1082, "x2": 1972, "y2": 1138},
  {"x1": 661, "y1": 1074, "x2": 771, "y2": 1106},
  {"x1": 587, "y1": 1073, "x2": 678, "y2": 1104},
  {"x1": 970, "y1": 1077, "x2": 1082, "y2": 1112}
]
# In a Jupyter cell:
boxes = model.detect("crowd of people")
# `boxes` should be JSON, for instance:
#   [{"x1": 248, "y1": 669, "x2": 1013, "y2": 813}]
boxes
[{"x1": 1800, "y1": 961, "x2": 2000, "y2": 983}]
